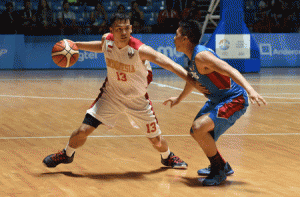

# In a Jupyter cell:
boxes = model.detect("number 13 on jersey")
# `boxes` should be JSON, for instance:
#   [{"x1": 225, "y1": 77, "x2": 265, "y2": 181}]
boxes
[{"x1": 116, "y1": 72, "x2": 127, "y2": 81}]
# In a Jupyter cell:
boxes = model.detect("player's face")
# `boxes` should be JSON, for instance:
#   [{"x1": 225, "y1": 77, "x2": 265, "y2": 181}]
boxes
[
  {"x1": 110, "y1": 19, "x2": 132, "y2": 47},
  {"x1": 174, "y1": 27, "x2": 185, "y2": 52}
]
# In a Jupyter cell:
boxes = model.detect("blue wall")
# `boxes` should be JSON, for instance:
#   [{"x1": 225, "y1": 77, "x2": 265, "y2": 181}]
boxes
[{"x1": 1, "y1": 33, "x2": 300, "y2": 70}]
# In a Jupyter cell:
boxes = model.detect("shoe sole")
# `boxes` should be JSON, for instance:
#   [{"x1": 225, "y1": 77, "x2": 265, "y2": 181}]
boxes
[
  {"x1": 173, "y1": 164, "x2": 188, "y2": 169},
  {"x1": 198, "y1": 170, "x2": 234, "y2": 176},
  {"x1": 202, "y1": 178, "x2": 226, "y2": 186}
]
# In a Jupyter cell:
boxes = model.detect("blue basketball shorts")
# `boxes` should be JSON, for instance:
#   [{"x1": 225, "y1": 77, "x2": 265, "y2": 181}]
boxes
[{"x1": 190, "y1": 93, "x2": 249, "y2": 141}]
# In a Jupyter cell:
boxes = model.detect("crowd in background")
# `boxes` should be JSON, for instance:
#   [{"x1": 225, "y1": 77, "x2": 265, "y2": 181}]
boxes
[
  {"x1": 0, "y1": 0, "x2": 299, "y2": 35},
  {"x1": 245, "y1": 0, "x2": 300, "y2": 33}
]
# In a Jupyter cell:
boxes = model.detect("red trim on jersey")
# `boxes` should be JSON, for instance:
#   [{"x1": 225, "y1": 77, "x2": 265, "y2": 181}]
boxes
[
  {"x1": 147, "y1": 70, "x2": 153, "y2": 85},
  {"x1": 105, "y1": 34, "x2": 143, "y2": 50},
  {"x1": 90, "y1": 78, "x2": 108, "y2": 108},
  {"x1": 206, "y1": 71, "x2": 231, "y2": 90},
  {"x1": 106, "y1": 33, "x2": 114, "y2": 41},
  {"x1": 128, "y1": 36, "x2": 144, "y2": 50},
  {"x1": 217, "y1": 95, "x2": 245, "y2": 119}
]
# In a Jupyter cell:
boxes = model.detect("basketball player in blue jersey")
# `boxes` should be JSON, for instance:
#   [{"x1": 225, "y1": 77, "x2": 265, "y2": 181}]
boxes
[
  {"x1": 164, "y1": 20, "x2": 267, "y2": 186},
  {"x1": 43, "y1": 13, "x2": 209, "y2": 170}
]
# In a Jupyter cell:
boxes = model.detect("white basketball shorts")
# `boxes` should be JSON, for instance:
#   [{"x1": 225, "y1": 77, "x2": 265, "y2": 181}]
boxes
[{"x1": 86, "y1": 89, "x2": 161, "y2": 138}]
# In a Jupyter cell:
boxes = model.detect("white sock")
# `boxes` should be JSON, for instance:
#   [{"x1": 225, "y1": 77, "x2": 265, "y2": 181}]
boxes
[
  {"x1": 161, "y1": 148, "x2": 170, "y2": 159},
  {"x1": 65, "y1": 144, "x2": 75, "y2": 157}
]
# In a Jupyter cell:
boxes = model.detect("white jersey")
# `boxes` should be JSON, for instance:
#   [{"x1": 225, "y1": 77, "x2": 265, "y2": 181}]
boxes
[
  {"x1": 102, "y1": 34, "x2": 152, "y2": 99},
  {"x1": 87, "y1": 34, "x2": 161, "y2": 137}
]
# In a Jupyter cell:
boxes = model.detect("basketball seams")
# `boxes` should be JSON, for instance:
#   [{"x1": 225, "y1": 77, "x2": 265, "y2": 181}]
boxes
[{"x1": 52, "y1": 39, "x2": 79, "y2": 68}]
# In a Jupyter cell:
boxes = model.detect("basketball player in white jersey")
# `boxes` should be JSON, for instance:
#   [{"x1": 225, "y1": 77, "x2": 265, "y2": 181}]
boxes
[{"x1": 43, "y1": 12, "x2": 208, "y2": 169}]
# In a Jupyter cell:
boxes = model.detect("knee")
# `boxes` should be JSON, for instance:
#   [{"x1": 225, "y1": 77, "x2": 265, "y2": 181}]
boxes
[
  {"x1": 190, "y1": 122, "x2": 208, "y2": 137},
  {"x1": 149, "y1": 136, "x2": 162, "y2": 147},
  {"x1": 75, "y1": 125, "x2": 94, "y2": 138}
]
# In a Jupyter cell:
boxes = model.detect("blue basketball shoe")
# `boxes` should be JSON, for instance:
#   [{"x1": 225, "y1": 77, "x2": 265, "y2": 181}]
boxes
[
  {"x1": 202, "y1": 168, "x2": 227, "y2": 186},
  {"x1": 197, "y1": 162, "x2": 234, "y2": 176}
]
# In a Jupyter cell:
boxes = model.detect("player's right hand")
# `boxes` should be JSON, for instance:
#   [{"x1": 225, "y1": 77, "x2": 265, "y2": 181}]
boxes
[{"x1": 163, "y1": 97, "x2": 180, "y2": 108}]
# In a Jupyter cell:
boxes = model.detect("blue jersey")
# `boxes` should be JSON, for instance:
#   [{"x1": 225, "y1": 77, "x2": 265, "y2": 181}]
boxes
[{"x1": 187, "y1": 45, "x2": 247, "y2": 103}]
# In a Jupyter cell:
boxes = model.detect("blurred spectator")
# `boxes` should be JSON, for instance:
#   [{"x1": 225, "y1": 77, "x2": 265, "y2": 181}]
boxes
[
  {"x1": 36, "y1": 0, "x2": 53, "y2": 35},
  {"x1": 89, "y1": 2, "x2": 108, "y2": 34},
  {"x1": 156, "y1": 0, "x2": 180, "y2": 33},
  {"x1": 174, "y1": 0, "x2": 189, "y2": 13},
  {"x1": 253, "y1": 0, "x2": 271, "y2": 33},
  {"x1": 244, "y1": 0, "x2": 256, "y2": 32},
  {"x1": 129, "y1": 1, "x2": 145, "y2": 33},
  {"x1": 181, "y1": 0, "x2": 202, "y2": 22},
  {"x1": 269, "y1": 0, "x2": 299, "y2": 33},
  {"x1": 57, "y1": 1, "x2": 76, "y2": 35},
  {"x1": 289, "y1": 1, "x2": 300, "y2": 33},
  {"x1": 0, "y1": 2, "x2": 20, "y2": 34},
  {"x1": 21, "y1": 0, "x2": 37, "y2": 35},
  {"x1": 116, "y1": 4, "x2": 127, "y2": 14}
]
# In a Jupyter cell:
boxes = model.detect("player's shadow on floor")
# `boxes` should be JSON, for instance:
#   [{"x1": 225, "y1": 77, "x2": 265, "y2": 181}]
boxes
[
  {"x1": 181, "y1": 177, "x2": 248, "y2": 187},
  {"x1": 39, "y1": 167, "x2": 170, "y2": 181}
]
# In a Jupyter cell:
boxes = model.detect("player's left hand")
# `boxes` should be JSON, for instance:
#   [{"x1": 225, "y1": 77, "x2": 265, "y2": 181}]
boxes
[
  {"x1": 163, "y1": 97, "x2": 181, "y2": 108},
  {"x1": 248, "y1": 91, "x2": 267, "y2": 106}
]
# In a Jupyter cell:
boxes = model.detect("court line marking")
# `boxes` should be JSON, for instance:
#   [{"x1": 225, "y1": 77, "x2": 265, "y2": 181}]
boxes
[
  {"x1": 0, "y1": 94, "x2": 300, "y2": 102},
  {"x1": 0, "y1": 81, "x2": 299, "y2": 102},
  {"x1": 0, "y1": 133, "x2": 299, "y2": 140}
]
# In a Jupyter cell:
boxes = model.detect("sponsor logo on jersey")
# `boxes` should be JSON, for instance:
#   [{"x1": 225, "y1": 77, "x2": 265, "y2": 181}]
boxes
[
  {"x1": 128, "y1": 47, "x2": 134, "y2": 58},
  {"x1": 106, "y1": 58, "x2": 135, "y2": 73}
]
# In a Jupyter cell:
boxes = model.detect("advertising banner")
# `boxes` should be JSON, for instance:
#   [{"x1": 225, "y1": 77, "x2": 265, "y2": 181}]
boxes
[
  {"x1": 142, "y1": 34, "x2": 184, "y2": 68},
  {"x1": 22, "y1": 34, "x2": 183, "y2": 70},
  {"x1": 1, "y1": 33, "x2": 300, "y2": 70},
  {"x1": 215, "y1": 34, "x2": 250, "y2": 59},
  {"x1": 24, "y1": 35, "x2": 105, "y2": 69},
  {"x1": 254, "y1": 33, "x2": 300, "y2": 67}
]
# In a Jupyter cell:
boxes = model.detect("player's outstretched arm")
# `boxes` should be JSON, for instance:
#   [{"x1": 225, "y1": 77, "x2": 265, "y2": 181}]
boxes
[
  {"x1": 139, "y1": 45, "x2": 209, "y2": 95},
  {"x1": 75, "y1": 33, "x2": 109, "y2": 53},
  {"x1": 139, "y1": 45, "x2": 188, "y2": 79},
  {"x1": 196, "y1": 51, "x2": 267, "y2": 106},
  {"x1": 163, "y1": 81, "x2": 194, "y2": 108}
]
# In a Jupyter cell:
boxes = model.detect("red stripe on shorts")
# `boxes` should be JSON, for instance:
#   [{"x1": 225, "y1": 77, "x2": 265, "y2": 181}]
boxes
[
  {"x1": 89, "y1": 77, "x2": 108, "y2": 108},
  {"x1": 145, "y1": 92, "x2": 158, "y2": 124},
  {"x1": 217, "y1": 95, "x2": 245, "y2": 119}
]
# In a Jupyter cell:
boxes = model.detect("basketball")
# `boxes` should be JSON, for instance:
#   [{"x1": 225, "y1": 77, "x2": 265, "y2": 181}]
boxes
[{"x1": 51, "y1": 39, "x2": 79, "y2": 68}]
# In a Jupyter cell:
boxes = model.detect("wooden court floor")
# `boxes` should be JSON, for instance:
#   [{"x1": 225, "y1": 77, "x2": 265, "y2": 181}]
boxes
[{"x1": 0, "y1": 68, "x2": 299, "y2": 197}]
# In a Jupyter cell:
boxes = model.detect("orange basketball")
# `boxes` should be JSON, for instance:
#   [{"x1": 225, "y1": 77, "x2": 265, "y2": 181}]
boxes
[{"x1": 52, "y1": 39, "x2": 79, "y2": 68}]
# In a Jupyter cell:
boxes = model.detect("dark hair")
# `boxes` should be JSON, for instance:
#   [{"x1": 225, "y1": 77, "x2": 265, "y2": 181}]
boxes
[
  {"x1": 108, "y1": 12, "x2": 131, "y2": 27},
  {"x1": 179, "y1": 20, "x2": 202, "y2": 45},
  {"x1": 5, "y1": 2, "x2": 13, "y2": 8}
]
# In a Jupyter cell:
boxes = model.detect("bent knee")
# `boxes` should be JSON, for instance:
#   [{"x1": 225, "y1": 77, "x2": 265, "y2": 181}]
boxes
[
  {"x1": 190, "y1": 122, "x2": 213, "y2": 136},
  {"x1": 76, "y1": 125, "x2": 95, "y2": 138},
  {"x1": 148, "y1": 136, "x2": 162, "y2": 147}
]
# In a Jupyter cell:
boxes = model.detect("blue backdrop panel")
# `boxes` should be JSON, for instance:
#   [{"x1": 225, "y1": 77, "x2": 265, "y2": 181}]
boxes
[
  {"x1": 203, "y1": 33, "x2": 300, "y2": 68},
  {"x1": 254, "y1": 34, "x2": 300, "y2": 68},
  {"x1": 206, "y1": 0, "x2": 260, "y2": 73},
  {"x1": 0, "y1": 35, "x2": 25, "y2": 69},
  {"x1": 22, "y1": 34, "x2": 183, "y2": 70},
  {"x1": 1, "y1": 34, "x2": 300, "y2": 70},
  {"x1": 24, "y1": 35, "x2": 105, "y2": 69},
  {"x1": 142, "y1": 34, "x2": 184, "y2": 68}
]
